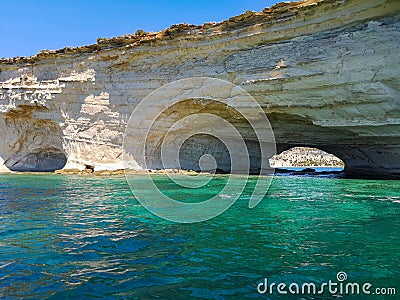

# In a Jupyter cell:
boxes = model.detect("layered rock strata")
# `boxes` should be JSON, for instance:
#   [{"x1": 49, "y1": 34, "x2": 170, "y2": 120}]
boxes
[{"x1": 0, "y1": 0, "x2": 399, "y2": 178}]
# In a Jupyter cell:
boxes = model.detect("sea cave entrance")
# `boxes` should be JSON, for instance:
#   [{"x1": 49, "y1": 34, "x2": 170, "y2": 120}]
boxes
[
  {"x1": 269, "y1": 147, "x2": 345, "y2": 175},
  {"x1": 0, "y1": 107, "x2": 67, "y2": 172}
]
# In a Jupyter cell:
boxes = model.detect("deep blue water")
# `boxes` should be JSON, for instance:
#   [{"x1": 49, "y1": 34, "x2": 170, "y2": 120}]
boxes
[{"x1": 0, "y1": 174, "x2": 399, "y2": 299}]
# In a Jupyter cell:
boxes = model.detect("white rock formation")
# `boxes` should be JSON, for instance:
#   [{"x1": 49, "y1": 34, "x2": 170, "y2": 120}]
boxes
[
  {"x1": 0, "y1": 0, "x2": 399, "y2": 178},
  {"x1": 270, "y1": 147, "x2": 344, "y2": 168}
]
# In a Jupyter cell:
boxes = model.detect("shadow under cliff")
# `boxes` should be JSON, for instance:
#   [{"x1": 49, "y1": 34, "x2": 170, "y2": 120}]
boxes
[{"x1": 0, "y1": 105, "x2": 67, "y2": 172}]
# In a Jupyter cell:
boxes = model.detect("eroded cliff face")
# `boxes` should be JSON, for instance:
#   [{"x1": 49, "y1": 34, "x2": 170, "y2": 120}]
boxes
[{"x1": 0, "y1": 0, "x2": 399, "y2": 178}]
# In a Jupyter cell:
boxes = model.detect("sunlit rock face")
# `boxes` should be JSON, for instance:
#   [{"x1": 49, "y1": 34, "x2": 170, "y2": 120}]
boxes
[{"x1": 0, "y1": 0, "x2": 399, "y2": 178}]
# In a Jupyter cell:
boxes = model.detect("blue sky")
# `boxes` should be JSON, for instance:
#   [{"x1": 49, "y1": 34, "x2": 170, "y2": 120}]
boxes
[{"x1": 0, "y1": 0, "x2": 283, "y2": 58}]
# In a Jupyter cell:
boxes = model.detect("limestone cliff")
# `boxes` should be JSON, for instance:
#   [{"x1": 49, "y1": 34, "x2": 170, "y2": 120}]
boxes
[{"x1": 0, "y1": 0, "x2": 399, "y2": 178}]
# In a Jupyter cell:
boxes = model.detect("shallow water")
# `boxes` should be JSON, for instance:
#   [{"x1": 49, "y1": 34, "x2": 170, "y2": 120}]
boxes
[
  {"x1": 0, "y1": 174, "x2": 399, "y2": 299},
  {"x1": 276, "y1": 167, "x2": 344, "y2": 172}
]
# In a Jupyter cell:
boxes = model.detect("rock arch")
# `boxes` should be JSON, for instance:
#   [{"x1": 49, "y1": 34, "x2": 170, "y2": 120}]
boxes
[
  {"x1": 1, "y1": 0, "x2": 399, "y2": 179},
  {"x1": 129, "y1": 99, "x2": 269, "y2": 174},
  {"x1": 268, "y1": 113, "x2": 400, "y2": 179}
]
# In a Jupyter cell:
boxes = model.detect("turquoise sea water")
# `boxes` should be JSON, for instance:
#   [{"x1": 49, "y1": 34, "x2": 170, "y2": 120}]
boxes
[{"x1": 0, "y1": 174, "x2": 399, "y2": 299}]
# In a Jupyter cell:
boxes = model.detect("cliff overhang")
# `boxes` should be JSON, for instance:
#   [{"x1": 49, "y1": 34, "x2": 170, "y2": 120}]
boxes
[{"x1": 0, "y1": 0, "x2": 399, "y2": 179}]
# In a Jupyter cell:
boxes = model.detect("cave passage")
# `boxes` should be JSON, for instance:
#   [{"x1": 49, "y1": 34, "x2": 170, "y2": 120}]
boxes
[
  {"x1": 0, "y1": 108, "x2": 67, "y2": 172},
  {"x1": 269, "y1": 147, "x2": 345, "y2": 169}
]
